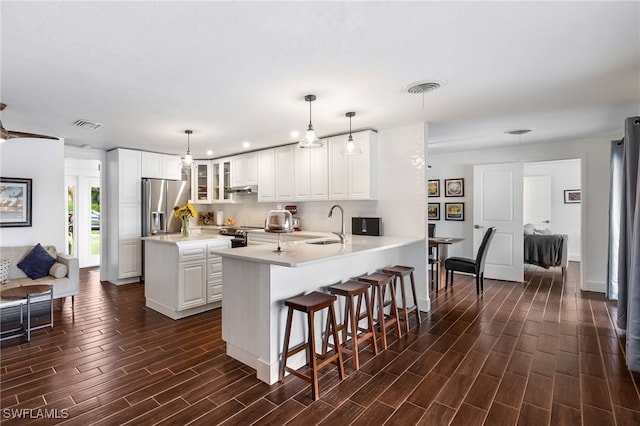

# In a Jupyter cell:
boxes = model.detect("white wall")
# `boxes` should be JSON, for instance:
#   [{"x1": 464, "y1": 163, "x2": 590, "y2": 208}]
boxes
[
  {"x1": 0, "y1": 139, "x2": 66, "y2": 250},
  {"x1": 524, "y1": 159, "x2": 581, "y2": 261},
  {"x1": 429, "y1": 135, "x2": 611, "y2": 293}
]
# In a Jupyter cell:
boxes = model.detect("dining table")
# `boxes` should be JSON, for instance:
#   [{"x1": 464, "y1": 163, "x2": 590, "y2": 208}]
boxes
[{"x1": 429, "y1": 236, "x2": 464, "y2": 291}]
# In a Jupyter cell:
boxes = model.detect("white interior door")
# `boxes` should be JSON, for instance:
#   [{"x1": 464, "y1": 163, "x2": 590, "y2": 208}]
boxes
[
  {"x1": 523, "y1": 175, "x2": 551, "y2": 229},
  {"x1": 473, "y1": 163, "x2": 524, "y2": 282}
]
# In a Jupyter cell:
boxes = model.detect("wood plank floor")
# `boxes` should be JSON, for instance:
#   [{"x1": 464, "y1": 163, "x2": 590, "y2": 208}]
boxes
[{"x1": 2, "y1": 263, "x2": 640, "y2": 425}]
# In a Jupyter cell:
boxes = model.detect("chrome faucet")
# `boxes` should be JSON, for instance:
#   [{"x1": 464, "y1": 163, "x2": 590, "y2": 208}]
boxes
[{"x1": 328, "y1": 204, "x2": 346, "y2": 244}]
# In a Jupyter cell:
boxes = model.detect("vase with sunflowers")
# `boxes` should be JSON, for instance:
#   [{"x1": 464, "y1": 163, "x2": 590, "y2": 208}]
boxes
[{"x1": 174, "y1": 203, "x2": 196, "y2": 237}]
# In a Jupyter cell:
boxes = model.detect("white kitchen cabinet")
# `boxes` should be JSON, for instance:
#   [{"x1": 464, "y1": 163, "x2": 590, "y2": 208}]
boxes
[
  {"x1": 294, "y1": 147, "x2": 310, "y2": 200},
  {"x1": 231, "y1": 152, "x2": 258, "y2": 187},
  {"x1": 107, "y1": 148, "x2": 142, "y2": 283},
  {"x1": 141, "y1": 152, "x2": 163, "y2": 179},
  {"x1": 118, "y1": 238, "x2": 141, "y2": 279},
  {"x1": 141, "y1": 152, "x2": 182, "y2": 180},
  {"x1": 207, "y1": 255, "x2": 223, "y2": 303},
  {"x1": 212, "y1": 158, "x2": 232, "y2": 203},
  {"x1": 163, "y1": 155, "x2": 182, "y2": 180},
  {"x1": 178, "y1": 260, "x2": 207, "y2": 310},
  {"x1": 192, "y1": 160, "x2": 213, "y2": 203},
  {"x1": 144, "y1": 237, "x2": 231, "y2": 319},
  {"x1": 328, "y1": 130, "x2": 377, "y2": 200},
  {"x1": 274, "y1": 145, "x2": 295, "y2": 201},
  {"x1": 257, "y1": 149, "x2": 275, "y2": 202},
  {"x1": 328, "y1": 138, "x2": 348, "y2": 199},
  {"x1": 309, "y1": 143, "x2": 328, "y2": 200},
  {"x1": 117, "y1": 149, "x2": 142, "y2": 203}
]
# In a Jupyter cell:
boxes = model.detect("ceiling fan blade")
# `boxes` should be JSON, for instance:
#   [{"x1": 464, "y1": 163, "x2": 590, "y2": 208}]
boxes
[{"x1": 8, "y1": 130, "x2": 58, "y2": 140}]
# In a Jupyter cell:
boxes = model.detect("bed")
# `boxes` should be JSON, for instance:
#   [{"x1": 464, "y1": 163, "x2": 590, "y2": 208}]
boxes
[{"x1": 523, "y1": 233, "x2": 569, "y2": 281}]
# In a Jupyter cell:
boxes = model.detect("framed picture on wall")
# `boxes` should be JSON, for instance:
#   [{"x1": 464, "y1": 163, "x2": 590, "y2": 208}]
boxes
[
  {"x1": 444, "y1": 178, "x2": 464, "y2": 197},
  {"x1": 428, "y1": 180, "x2": 440, "y2": 197},
  {"x1": 428, "y1": 203, "x2": 440, "y2": 220},
  {"x1": 445, "y1": 202, "x2": 464, "y2": 221},
  {"x1": 564, "y1": 189, "x2": 581, "y2": 204},
  {"x1": 0, "y1": 177, "x2": 32, "y2": 227}
]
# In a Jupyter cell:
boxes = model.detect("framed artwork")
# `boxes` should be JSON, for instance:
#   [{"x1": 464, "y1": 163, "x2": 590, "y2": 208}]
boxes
[
  {"x1": 428, "y1": 203, "x2": 440, "y2": 220},
  {"x1": 444, "y1": 178, "x2": 464, "y2": 197},
  {"x1": 445, "y1": 202, "x2": 464, "y2": 221},
  {"x1": 564, "y1": 189, "x2": 581, "y2": 204},
  {"x1": 0, "y1": 177, "x2": 32, "y2": 227},
  {"x1": 428, "y1": 180, "x2": 440, "y2": 197}
]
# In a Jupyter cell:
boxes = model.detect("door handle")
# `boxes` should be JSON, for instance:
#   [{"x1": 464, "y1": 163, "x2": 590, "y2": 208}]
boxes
[
  {"x1": 474, "y1": 225, "x2": 484, "y2": 229},
  {"x1": 543, "y1": 220, "x2": 550, "y2": 223}
]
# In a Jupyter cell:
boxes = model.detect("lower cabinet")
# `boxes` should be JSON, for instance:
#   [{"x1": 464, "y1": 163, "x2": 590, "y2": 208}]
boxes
[
  {"x1": 144, "y1": 238, "x2": 230, "y2": 319},
  {"x1": 178, "y1": 260, "x2": 207, "y2": 310},
  {"x1": 118, "y1": 239, "x2": 141, "y2": 279}
]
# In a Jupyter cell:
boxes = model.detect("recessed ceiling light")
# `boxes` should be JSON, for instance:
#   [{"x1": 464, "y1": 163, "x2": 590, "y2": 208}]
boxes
[
  {"x1": 206, "y1": 150, "x2": 213, "y2": 156},
  {"x1": 290, "y1": 130, "x2": 299, "y2": 139},
  {"x1": 242, "y1": 141, "x2": 251, "y2": 149}
]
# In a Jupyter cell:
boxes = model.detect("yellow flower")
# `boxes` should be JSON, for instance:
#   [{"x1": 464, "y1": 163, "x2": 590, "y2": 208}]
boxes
[{"x1": 173, "y1": 203, "x2": 196, "y2": 219}]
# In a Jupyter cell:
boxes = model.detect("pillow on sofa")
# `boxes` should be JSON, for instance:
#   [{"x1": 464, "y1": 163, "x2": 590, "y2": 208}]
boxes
[
  {"x1": 17, "y1": 244, "x2": 57, "y2": 280},
  {"x1": 0, "y1": 259, "x2": 9, "y2": 284},
  {"x1": 49, "y1": 262, "x2": 68, "y2": 279}
]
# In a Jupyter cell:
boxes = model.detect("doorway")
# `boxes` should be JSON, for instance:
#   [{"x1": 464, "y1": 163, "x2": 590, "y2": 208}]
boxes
[
  {"x1": 523, "y1": 159, "x2": 581, "y2": 262},
  {"x1": 65, "y1": 159, "x2": 101, "y2": 268},
  {"x1": 471, "y1": 158, "x2": 582, "y2": 282}
]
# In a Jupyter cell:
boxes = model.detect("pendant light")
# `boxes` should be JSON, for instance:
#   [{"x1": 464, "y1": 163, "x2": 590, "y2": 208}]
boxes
[
  {"x1": 342, "y1": 111, "x2": 362, "y2": 155},
  {"x1": 183, "y1": 130, "x2": 193, "y2": 166},
  {"x1": 298, "y1": 94, "x2": 322, "y2": 148}
]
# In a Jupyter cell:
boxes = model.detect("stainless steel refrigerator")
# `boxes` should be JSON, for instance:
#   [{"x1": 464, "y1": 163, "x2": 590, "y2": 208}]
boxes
[{"x1": 142, "y1": 178, "x2": 189, "y2": 236}]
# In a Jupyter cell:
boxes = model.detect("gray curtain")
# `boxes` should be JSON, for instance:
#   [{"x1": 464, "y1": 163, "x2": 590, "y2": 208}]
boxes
[{"x1": 610, "y1": 116, "x2": 640, "y2": 371}]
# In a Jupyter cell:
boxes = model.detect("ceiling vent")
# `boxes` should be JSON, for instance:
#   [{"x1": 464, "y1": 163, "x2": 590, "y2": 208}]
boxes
[
  {"x1": 404, "y1": 80, "x2": 445, "y2": 94},
  {"x1": 505, "y1": 129, "x2": 532, "y2": 135},
  {"x1": 73, "y1": 119, "x2": 103, "y2": 130}
]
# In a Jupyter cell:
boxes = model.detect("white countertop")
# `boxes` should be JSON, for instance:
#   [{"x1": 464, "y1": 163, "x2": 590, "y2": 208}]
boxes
[
  {"x1": 210, "y1": 234, "x2": 425, "y2": 267},
  {"x1": 142, "y1": 233, "x2": 233, "y2": 245}
]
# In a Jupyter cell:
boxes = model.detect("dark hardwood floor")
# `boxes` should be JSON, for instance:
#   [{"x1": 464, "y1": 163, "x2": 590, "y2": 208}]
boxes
[{"x1": 2, "y1": 263, "x2": 639, "y2": 425}]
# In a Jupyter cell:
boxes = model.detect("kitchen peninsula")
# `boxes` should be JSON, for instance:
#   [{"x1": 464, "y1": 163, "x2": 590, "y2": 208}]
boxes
[
  {"x1": 211, "y1": 234, "x2": 427, "y2": 385},
  {"x1": 142, "y1": 233, "x2": 232, "y2": 319}
]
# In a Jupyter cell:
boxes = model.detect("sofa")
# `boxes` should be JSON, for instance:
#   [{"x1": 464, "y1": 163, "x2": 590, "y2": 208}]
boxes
[{"x1": 0, "y1": 245, "x2": 79, "y2": 308}]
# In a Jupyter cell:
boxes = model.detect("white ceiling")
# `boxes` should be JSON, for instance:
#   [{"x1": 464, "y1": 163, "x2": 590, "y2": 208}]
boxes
[{"x1": 1, "y1": 1, "x2": 638, "y2": 158}]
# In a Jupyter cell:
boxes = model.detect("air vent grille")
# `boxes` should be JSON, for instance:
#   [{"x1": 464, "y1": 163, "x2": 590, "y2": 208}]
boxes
[
  {"x1": 405, "y1": 80, "x2": 445, "y2": 94},
  {"x1": 505, "y1": 129, "x2": 532, "y2": 135},
  {"x1": 73, "y1": 119, "x2": 103, "y2": 130}
]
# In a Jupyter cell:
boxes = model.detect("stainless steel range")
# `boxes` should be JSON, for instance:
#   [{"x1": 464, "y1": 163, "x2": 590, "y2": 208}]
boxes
[{"x1": 219, "y1": 226, "x2": 262, "y2": 248}]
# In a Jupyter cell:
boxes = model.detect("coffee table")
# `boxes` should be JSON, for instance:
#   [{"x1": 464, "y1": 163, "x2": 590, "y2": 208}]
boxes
[{"x1": 0, "y1": 284, "x2": 53, "y2": 341}]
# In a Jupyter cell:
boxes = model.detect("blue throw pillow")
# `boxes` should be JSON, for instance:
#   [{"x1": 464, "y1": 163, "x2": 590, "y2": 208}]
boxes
[{"x1": 17, "y1": 244, "x2": 57, "y2": 280}]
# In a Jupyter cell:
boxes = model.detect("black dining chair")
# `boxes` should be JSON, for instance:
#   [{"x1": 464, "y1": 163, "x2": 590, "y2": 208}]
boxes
[
  {"x1": 444, "y1": 227, "x2": 496, "y2": 295},
  {"x1": 427, "y1": 224, "x2": 438, "y2": 290}
]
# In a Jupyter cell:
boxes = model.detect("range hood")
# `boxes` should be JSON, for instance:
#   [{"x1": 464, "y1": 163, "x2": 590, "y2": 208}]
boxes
[{"x1": 225, "y1": 185, "x2": 258, "y2": 194}]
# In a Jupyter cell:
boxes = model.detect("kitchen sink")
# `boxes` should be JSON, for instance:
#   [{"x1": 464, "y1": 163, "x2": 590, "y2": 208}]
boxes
[{"x1": 306, "y1": 239, "x2": 342, "y2": 245}]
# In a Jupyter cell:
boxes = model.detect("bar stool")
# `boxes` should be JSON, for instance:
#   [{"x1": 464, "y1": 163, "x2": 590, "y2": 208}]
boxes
[
  {"x1": 359, "y1": 272, "x2": 402, "y2": 350},
  {"x1": 280, "y1": 291, "x2": 345, "y2": 401},
  {"x1": 382, "y1": 265, "x2": 421, "y2": 333},
  {"x1": 323, "y1": 280, "x2": 378, "y2": 370}
]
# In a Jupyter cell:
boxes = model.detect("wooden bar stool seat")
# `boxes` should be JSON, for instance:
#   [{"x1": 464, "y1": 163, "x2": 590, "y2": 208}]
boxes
[
  {"x1": 324, "y1": 280, "x2": 378, "y2": 370},
  {"x1": 382, "y1": 265, "x2": 421, "y2": 333},
  {"x1": 280, "y1": 291, "x2": 345, "y2": 401},
  {"x1": 359, "y1": 272, "x2": 402, "y2": 350}
]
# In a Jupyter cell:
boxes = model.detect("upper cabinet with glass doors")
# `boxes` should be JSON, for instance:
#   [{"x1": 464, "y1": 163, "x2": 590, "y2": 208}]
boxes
[
  {"x1": 192, "y1": 160, "x2": 212, "y2": 203},
  {"x1": 212, "y1": 158, "x2": 232, "y2": 203}
]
